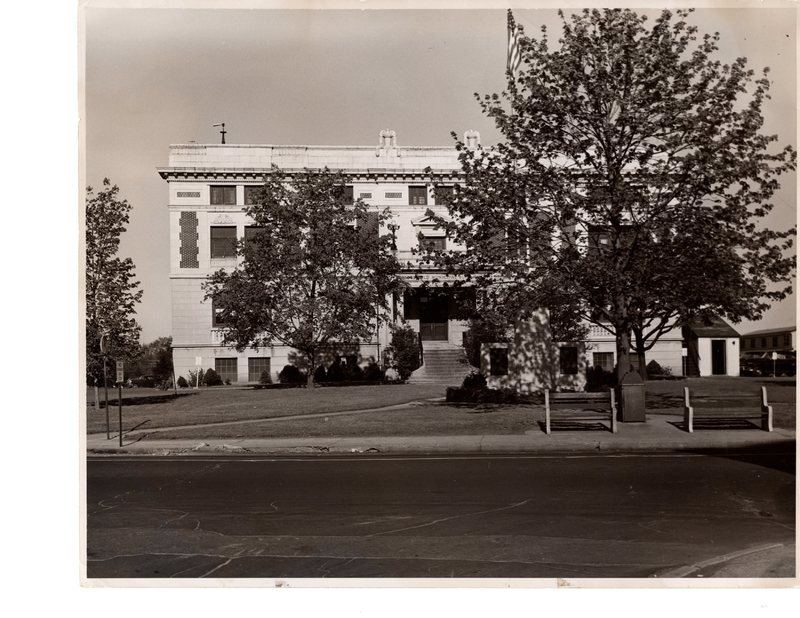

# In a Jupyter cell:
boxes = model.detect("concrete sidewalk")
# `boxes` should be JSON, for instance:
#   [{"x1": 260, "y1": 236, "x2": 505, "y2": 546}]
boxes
[{"x1": 86, "y1": 414, "x2": 796, "y2": 456}]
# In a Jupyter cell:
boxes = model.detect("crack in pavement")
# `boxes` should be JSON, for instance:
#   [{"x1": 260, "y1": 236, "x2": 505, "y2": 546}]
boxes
[
  {"x1": 366, "y1": 498, "x2": 533, "y2": 537},
  {"x1": 652, "y1": 542, "x2": 787, "y2": 578},
  {"x1": 198, "y1": 557, "x2": 235, "y2": 578}
]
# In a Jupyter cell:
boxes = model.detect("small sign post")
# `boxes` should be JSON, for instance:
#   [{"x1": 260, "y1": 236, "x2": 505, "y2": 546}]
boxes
[
  {"x1": 771, "y1": 351, "x2": 778, "y2": 377},
  {"x1": 116, "y1": 360, "x2": 125, "y2": 447},
  {"x1": 195, "y1": 356, "x2": 202, "y2": 389},
  {"x1": 100, "y1": 333, "x2": 110, "y2": 440}
]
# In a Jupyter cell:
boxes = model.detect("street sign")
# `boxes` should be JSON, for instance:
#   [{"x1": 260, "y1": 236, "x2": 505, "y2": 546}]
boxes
[
  {"x1": 195, "y1": 356, "x2": 202, "y2": 366},
  {"x1": 771, "y1": 352, "x2": 778, "y2": 360},
  {"x1": 116, "y1": 360, "x2": 125, "y2": 384},
  {"x1": 100, "y1": 333, "x2": 109, "y2": 355}
]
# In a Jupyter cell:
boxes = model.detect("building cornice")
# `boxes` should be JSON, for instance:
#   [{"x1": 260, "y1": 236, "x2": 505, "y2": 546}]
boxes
[{"x1": 157, "y1": 167, "x2": 463, "y2": 182}]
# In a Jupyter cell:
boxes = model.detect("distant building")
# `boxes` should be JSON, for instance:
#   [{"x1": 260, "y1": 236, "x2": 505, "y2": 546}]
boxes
[
  {"x1": 740, "y1": 326, "x2": 796, "y2": 355},
  {"x1": 682, "y1": 316, "x2": 740, "y2": 377}
]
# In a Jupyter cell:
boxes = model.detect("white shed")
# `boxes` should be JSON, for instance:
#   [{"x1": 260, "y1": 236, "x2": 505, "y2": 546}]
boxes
[{"x1": 683, "y1": 317, "x2": 740, "y2": 377}]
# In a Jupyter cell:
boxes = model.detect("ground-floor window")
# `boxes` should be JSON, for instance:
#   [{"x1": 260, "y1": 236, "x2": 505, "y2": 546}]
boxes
[
  {"x1": 247, "y1": 356, "x2": 270, "y2": 382},
  {"x1": 559, "y1": 346, "x2": 578, "y2": 375},
  {"x1": 489, "y1": 348, "x2": 509, "y2": 376},
  {"x1": 248, "y1": 357, "x2": 271, "y2": 382},
  {"x1": 592, "y1": 352, "x2": 614, "y2": 372},
  {"x1": 215, "y1": 357, "x2": 237, "y2": 383}
]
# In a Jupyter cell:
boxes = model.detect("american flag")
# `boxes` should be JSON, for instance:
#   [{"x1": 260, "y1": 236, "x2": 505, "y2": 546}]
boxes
[{"x1": 507, "y1": 10, "x2": 522, "y2": 78}]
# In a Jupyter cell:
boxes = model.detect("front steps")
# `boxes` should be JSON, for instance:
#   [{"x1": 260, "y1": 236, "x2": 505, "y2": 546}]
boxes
[{"x1": 408, "y1": 342, "x2": 475, "y2": 385}]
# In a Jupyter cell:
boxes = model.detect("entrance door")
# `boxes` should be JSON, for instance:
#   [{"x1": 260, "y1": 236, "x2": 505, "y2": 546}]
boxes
[
  {"x1": 419, "y1": 294, "x2": 448, "y2": 341},
  {"x1": 711, "y1": 340, "x2": 727, "y2": 375}
]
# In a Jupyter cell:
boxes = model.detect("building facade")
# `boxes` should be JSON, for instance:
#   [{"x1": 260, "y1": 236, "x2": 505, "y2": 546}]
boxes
[
  {"x1": 740, "y1": 326, "x2": 796, "y2": 356},
  {"x1": 159, "y1": 131, "x2": 684, "y2": 386}
]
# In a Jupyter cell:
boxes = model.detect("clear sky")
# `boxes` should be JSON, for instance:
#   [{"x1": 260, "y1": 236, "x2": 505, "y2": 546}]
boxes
[{"x1": 84, "y1": 3, "x2": 797, "y2": 342}]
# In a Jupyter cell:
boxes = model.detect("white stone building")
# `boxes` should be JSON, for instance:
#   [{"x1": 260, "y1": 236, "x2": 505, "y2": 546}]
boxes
[{"x1": 159, "y1": 130, "x2": 684, "y2": 386}]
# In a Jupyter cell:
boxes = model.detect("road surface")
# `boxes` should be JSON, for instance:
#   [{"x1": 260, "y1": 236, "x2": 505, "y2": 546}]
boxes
[{"x1": 87, "y1": 449, "x2": 795, "y2": 578}]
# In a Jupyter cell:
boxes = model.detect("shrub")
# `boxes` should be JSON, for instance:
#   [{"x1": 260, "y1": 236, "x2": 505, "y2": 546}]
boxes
[
  {"x1": 364, "y1": 362, "x2": 384, "y2": 382},
  {"x1": 445, "y1": 385, "x2": 518, "y2": 404},
  {"x1": 383, "y1": 367, "x2": 401, "y2": 383},
  {"x1": 646, "y1": 360, "x2": 664, "y2": 376},
  {"x1": 313, "y1": 365, "x2": 327, "y2": 383},
  {"x1": 259, "y1": 370, "x2": 272, "y2": 385},
  {"x1": 326, "y1": 359, "x2": 345, "y2": 382},
  {"x1": 385, "y1": 324, "x2": 421, "y2": 381},
  {"x1": 278, "y1": 364, "x2": 305, "y2": 384},
  {"x1": 462, "y1": 372, "x2": 487, "y2": 390},
  {"x1": 188, "y1": 369, "x2": 202, "y2": 387},
  {"x1": 177, "y1": 376, "x2": 189, "y2": 388},
  {"x1": 586, "y1": 366, "x2": 616, "y2": 392},
  {"x1": 224, "y1": 378, "x2": 231, "y2": 385},
  {"x1": 204, "y1": 368, "x2": 223, "y2": 386},
  {"x1": 343, "y1": 363, "x2": 365, "y2": 382}
]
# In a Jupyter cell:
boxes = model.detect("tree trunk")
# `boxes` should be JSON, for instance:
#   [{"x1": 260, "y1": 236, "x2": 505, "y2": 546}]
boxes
[
  {"x1": 307, "y1": 350, "x2": 315, "y2": 387},
  {"x1": 615, "y1": 329, "x2": 634, "y2": 385},
  {"x1": 633, "y1": 328, "x2": 648, "y2": 382},
  {"x1": 612, "y1": 294, "x2": 634, "y2": 386}
]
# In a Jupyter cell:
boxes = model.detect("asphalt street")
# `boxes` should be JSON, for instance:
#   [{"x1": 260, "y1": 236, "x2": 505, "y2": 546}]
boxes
[{"x1": 86, "y1": 449, "x2": 795, "y2": 579}]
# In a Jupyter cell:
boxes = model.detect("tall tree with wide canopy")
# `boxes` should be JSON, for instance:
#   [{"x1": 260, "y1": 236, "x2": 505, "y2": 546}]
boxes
[
  {"x1": 204, "y1": 167, "x2": 403, "y2": 385},
  {"x1": 432, "y1": 8, "x2": 795, "y2": 383},
  {"x1": 85, "y1": 179, "x2": 143, "y2": 383}
]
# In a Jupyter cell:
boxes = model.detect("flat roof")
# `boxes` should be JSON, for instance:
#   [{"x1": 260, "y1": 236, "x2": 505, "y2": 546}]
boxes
[{"x1": 742, "y1": 326, "x2": 796, "y2": 337}]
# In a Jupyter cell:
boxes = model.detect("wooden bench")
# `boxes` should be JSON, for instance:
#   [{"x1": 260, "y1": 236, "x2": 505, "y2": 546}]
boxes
[
  {"x1": 683, "y1": 386, "x2": 773, "y2": 433},
  {"x1": 544, "y1": 389, "x2": 617, "y2": 434}
]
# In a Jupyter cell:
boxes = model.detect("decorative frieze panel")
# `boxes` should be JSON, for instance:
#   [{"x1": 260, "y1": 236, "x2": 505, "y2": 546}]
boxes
[{"x1": 211, "y1": 214, "x2": 235, "y2": 224}]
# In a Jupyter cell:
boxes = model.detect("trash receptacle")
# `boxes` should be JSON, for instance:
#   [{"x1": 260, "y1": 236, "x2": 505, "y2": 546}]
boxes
[{"x1": 619, "y1": 371, "x2": 646, "y2": 422}]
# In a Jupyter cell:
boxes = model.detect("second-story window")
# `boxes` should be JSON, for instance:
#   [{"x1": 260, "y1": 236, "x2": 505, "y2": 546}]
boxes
[
  {"x1": 244, "y1": 186, "x2": 262, "y2": 205},
  {"x1": 434, "y1": 185, "x2": 454, "y2": 205},
  {"x1": 244, "y1": 226, "x2": 264, "y2": 243},
  {"x1": 343, "y1": 185, "x2": 354, "y2": 205},
  {"x1": 210, "y1": 226, "x2": 237, "y2": 258},
  {"x1": 409, "y1": 186, "x2": 428, "y2": 206},
  {"x1": 210, "y1": 185, "x2": 236, "y2": 205}
]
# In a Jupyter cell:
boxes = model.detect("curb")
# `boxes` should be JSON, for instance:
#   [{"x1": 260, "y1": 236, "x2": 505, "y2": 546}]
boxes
[{"x1": 86, "y1": 434, "x2": 796, "y2": 458}]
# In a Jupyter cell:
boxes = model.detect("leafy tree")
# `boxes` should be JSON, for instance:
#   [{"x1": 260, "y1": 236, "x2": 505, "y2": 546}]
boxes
[
  {"x1": 384, "y1": 323, "x2": 421, "y2": 381},
  {"x1": 85, "y1": 179, "x2": 143, "y2": 384},
  {"x1": 204, "y1": 167, "x2": 403, "y2": 386},
  {"x1": 432, "y1": 8, "x2": 795, "y2": 385},
  {"x1": 128, "y1": 336, "x2": 174, "y2": 383}
]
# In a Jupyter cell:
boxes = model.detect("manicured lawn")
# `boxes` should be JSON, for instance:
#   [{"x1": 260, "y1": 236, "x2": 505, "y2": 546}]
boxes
[
  {"x1": 86, "y1": 376, "x2": 795, "y2": 438},
  {"x1": 162, "y1": 403, "x2": 543, "y2": 439},
  {"x1": 85, "y1": 383, "x2": 444, "y2": 435}
]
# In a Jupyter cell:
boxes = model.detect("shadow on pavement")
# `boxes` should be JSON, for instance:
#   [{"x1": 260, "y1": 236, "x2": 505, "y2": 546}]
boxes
[
  {"x1": 667, "y1": 419, "x2": 762, "y2": 432},
  {"x1": 536, "y1": 421, "x2": 612, "y2": 433},
  {"x1": 680, "y1": 439, "x2": 796, "y2": 474}
]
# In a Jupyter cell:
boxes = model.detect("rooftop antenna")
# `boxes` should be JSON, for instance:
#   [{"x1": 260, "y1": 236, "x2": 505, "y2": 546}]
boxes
[{"x1": 212, "y1": 122, "x2": 227, "y2": 144}]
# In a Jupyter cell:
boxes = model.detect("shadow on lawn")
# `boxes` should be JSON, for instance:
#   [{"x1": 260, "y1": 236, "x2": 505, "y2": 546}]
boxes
[{"x1": 97, "y1": 392, "x2": 197, "y2": 408}]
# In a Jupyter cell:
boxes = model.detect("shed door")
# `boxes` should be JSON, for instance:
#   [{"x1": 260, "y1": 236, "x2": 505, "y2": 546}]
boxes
[{"x1": 711, "y1": 340, "x2": 727, "y2": 375}]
